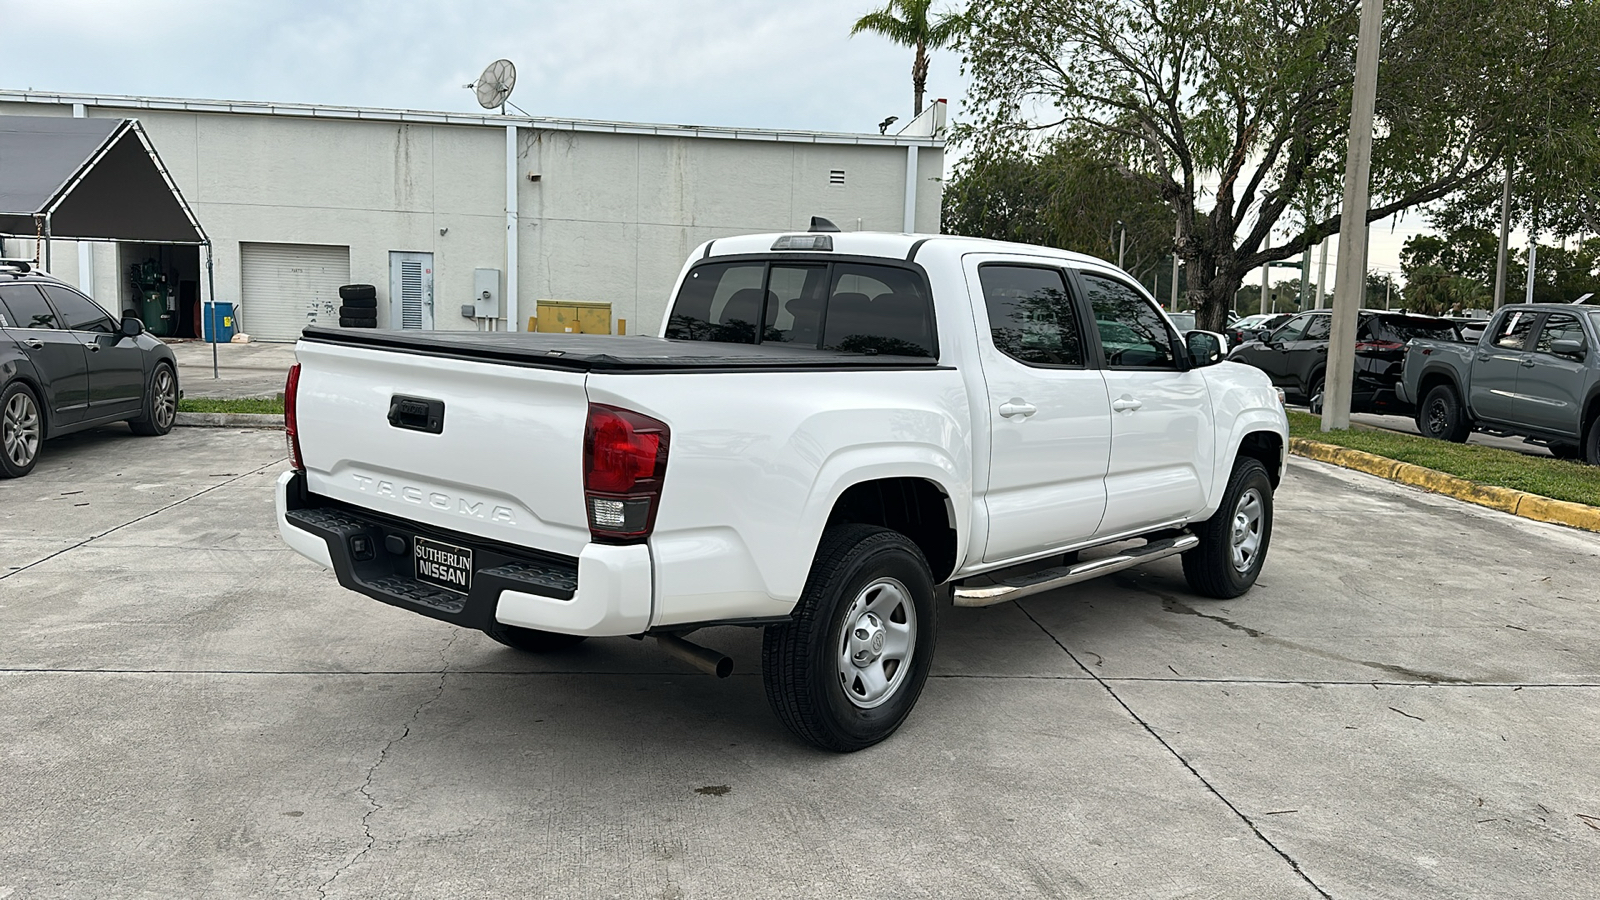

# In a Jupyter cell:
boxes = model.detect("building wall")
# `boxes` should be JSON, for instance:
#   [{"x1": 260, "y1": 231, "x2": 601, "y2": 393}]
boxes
[{"x1": 0, "y1": 98, "x2": 944, "y2": 339}]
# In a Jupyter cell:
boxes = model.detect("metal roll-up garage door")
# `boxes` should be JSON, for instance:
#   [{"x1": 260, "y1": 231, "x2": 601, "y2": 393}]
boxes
[{"x1": 239, "y1": 242, "x2": 352, "y2": 341}]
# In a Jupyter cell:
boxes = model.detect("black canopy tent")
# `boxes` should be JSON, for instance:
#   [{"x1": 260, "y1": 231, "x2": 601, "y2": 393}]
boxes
[{"x1": 0, "y1": 114, "x2": 221, "y2": 376}]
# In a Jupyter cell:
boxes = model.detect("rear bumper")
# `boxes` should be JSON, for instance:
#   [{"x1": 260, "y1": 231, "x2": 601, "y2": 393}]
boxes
[{"x1": 275, "y1": 471, "x2": 652, "y2": 637}]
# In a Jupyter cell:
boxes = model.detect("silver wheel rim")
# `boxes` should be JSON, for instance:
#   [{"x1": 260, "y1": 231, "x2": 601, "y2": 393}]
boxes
[
  {"x1": 153, "y1": 368, "x2": 176, "y2": 428},
  {"x1": 1230, "y1": 487, "x2": 1264, "y2": 573},
  {"x1": 837, "y1": 577, "x2": 917, "y2": 709},
  {"x1": 3, "y1": 391, "x2": 41, "y2": 468}
]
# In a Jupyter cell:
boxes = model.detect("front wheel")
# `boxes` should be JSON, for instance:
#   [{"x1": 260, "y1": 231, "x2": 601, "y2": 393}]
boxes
[
  {"x1": 762, "y1": 524, "x2": 936, "y2": 752},
  {"x1": 1416, "y1": 383, "x2": 1471, "y2": 443},
  {"x1": 1182, "y1": 457, "x2": 1274, "y2": 599},
  {"x1": 128, "y1": 362, "x2": 177, "y2": 436},
  {"x1": 1585, "y1": 416, "x2": 1600, "y2": 467},
  {"x1": 1306, "y1": 374, "x2": 1326, "y2": 416}
]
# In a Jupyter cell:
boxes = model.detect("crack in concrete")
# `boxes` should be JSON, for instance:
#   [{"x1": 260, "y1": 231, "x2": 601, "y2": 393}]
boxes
[
  {"x1": 1017, "y1": 600, "x2": 1335, "y2": 900},
  {"x1": 316, "y1": 630, "x2": 458, "y2": 899}
]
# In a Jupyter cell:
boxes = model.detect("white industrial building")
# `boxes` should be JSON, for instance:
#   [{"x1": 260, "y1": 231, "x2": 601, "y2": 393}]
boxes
[{"x1": 0, "y1": 90, "x2": 946, "y2": 342}]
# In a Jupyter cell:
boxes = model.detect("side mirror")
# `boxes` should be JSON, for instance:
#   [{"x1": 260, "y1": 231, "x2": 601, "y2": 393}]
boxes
[
  {"x1": 1185, "y1": 330, "x2": 1225, "y2": 367},
  {"x1": 1550, "y1": 338, "x2": 1586, "y2": 359},
  {"x1": 119, "y1": 316, "x2": 145, "y2": 338}
]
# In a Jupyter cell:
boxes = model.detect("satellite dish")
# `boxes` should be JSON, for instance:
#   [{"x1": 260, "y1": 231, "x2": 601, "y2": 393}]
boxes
[{"x1": 473, "y1": 59, "x2": 517, "y2": 111}]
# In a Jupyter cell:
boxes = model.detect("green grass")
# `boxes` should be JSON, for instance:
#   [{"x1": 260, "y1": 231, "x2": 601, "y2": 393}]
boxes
[
  {"x1": 1287, "y1": 410, "x2": 1600, "y2": 507},
  {"x1": 177, "y1": 397, "x2": 285, "y2": 415}
]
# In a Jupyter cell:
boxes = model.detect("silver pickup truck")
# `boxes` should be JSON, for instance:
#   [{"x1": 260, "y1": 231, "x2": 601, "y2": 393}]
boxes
[{"x1": 1399, "y1": 303, "x2": 1600, "y2": 463}]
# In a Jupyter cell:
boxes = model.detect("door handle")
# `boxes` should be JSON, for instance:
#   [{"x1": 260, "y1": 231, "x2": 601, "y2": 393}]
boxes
[
  {"x1": 1112, "y1": 397, "x2": 1143, "y2": 412},
  {"x1": 1520, "y1": 358, "x2": 1536, "y2": 367},
  {"x1": 998, "y1": 400, "x2": 1037, "y2": 418},
  {"x1": 23, "y1": 339, "x2": 43, "y2": 350},
  {"x1": 87, "y1": 343, "x2": 101, "y2": 352}
]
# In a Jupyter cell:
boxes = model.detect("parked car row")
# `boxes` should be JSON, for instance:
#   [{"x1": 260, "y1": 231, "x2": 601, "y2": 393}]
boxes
[
  {"x1": 0, "y1": 263, "x2": 177, "y2": 478},
  {"x1": 1225, "y1": 309, "x2": 1459, "y2": 414},
  {"x1": 1400, "y1": 303, "x2": 1600, "y2": 463}
]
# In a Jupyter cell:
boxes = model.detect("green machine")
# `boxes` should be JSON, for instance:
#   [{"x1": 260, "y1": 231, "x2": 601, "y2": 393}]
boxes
[{"x1": 130, "y1": 259, "x2": 176, "y2": 337}]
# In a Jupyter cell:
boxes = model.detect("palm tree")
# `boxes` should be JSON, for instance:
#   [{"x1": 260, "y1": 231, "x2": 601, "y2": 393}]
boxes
[{"x1": 850, "y1": 1, "x2": 965, "y2": 118}]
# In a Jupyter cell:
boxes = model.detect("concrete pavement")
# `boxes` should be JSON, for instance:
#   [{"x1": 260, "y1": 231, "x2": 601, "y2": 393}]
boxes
[
  {"x1": 2, "y1": 427, "x2": 1598, "y2": 898},
  {"x1": 170, "y1": 339, "x2": 297, "y2": 400}
]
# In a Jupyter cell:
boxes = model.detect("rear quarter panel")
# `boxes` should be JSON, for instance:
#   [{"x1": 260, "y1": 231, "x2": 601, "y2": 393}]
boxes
[{"x1": 589, "y1": 368, "x2": 972, "y2": 627}]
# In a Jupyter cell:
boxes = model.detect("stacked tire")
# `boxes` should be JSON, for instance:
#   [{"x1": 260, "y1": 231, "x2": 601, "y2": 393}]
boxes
[{"x1": 339, "y1": 284, "x2": 378, "y2": 328}]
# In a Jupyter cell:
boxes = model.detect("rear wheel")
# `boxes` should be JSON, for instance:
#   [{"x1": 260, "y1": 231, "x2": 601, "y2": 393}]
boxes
[
  {"x1": 1182, "y1": 457, "x2": 1273, "y2": 599},
  {"x1": 128, "y1": 363, "x2": 177, "y2": 436},
  {"x1": 1, "y1": 382, "x2": 43, "y2": 478},
  {"x1": 1585, "y1": 416, "x2": 1600, "y2": 466},
  {"x1": 485, "y1": 622, "x2": 587, "y2": 653},
  {"x1": 762, "y1": 524, "x2": 936, "y2": 752},
  {"x1": 1417, "y1": 383, "x2": 1471, "y2": 443}
]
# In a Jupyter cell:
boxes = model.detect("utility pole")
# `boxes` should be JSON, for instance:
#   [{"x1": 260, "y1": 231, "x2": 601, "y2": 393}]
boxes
[
  {"x1": 1117, "y1": 221, "x2": 1126, "y2": 269},
  {"x1": 1262, "y1": 264, "x2": 1270, "y2": 315},
  {"x1": 1494, "y1": 163, "x2": 1512, "y2": 309},
  {"x1": 1323, "y1": 0, "x2": 1384, "y2": 432},
  {"x1": 1316, "y1": 215, "x2": 1331, "y2": 310}
]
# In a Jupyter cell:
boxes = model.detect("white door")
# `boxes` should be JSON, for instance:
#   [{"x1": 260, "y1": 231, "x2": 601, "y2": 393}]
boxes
[
  {"x1": 239, "y1": 242, "x2": 351, "y2": 342},
  {"x1": 1075, "y1": 268, "x2": 1215, "y2": 537},
  {"x1": 967, "y1": 258, "x2": 1112, "y2": 563},
  {"x1": 389, "y1": 252, "x2": 434, "y2": 330}
]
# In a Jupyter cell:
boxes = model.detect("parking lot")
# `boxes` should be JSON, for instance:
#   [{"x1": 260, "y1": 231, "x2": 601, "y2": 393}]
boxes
[{"x1": 3, "y1": 426, "x2": 1598, "y2": 899}]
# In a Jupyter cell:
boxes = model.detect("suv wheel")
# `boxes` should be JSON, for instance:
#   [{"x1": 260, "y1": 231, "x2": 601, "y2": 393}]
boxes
[
  {"x1": 762, "y1": 524, "x2": 936, "y2": 752},
  {"x1": 1586, "y1": 416, "x2": 1600, "y2": 467},
  {"x1": 1, "y1": 382, "x2": 43, "y2": 478},
  {"x1": 1307, "y1": 374, "x2": 1326, "y2": 416},
  {"x1": 1417, "y1": 383, "x2": 1472, "y2": 443},
  {"x1": 1182, "y1": 457, "x2": 1273, "y2": 599}
]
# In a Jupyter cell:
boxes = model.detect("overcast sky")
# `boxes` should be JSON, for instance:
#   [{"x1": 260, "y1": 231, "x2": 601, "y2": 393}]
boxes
[{"x1": 8, "y1": 0, "x2": 1442, "y2": 288}]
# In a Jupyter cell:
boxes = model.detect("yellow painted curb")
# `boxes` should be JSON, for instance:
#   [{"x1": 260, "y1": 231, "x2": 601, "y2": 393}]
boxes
[{"x1": 1288, "y1": 437, "x2": 1600, "y2": 534}]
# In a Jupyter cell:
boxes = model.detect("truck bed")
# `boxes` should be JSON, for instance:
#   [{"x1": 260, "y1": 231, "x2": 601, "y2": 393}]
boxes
[{"x1": 299, "y1": 327, "x2": 943, "y2": 373}]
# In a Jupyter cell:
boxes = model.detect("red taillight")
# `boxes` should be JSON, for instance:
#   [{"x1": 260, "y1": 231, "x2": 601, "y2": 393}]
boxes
[
  {"x1": 583, "y1": 404, "x2": 670, "y2": 542},
  {"x1": 1355, "y1": 340, "x2": 1403, "y2": 352},
  {"x1": 284, "y1": 363, "x2": 304, "y2": 472}
]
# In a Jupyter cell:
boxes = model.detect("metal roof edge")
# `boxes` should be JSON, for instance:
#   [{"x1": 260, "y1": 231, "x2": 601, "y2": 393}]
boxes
[{"x1": 0, "y1": 89, "x2": 946, "y2": 148}]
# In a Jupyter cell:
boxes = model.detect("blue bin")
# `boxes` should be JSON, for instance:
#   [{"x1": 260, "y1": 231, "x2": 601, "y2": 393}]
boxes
[{"x1": 202, "y1": 302, "x2": 236, "y2": 343}]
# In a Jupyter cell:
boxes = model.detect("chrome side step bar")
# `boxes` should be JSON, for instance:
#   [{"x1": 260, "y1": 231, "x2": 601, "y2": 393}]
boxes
[{"x1": 952, "y1": 534, "x2": 1199, "y2": 608}]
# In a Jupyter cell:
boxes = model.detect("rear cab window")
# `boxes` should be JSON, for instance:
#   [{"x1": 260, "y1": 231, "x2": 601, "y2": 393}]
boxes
[
  {"x1": 666, "y1": 257, "x2": 937, "y2": 358},
  {"x1": 1491, "y1": 310, "x2": 1539, "y2": 350}
]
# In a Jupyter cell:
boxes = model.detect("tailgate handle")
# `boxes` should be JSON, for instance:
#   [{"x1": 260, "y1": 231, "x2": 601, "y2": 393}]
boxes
[{"x1": 388, "y1": 395, "x2": 445, "y2": 434}]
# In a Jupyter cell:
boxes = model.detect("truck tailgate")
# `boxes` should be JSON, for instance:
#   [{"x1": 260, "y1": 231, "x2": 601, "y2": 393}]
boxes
[{"x1": 292, "y1": 339, "x2": 591, "y2": 558}]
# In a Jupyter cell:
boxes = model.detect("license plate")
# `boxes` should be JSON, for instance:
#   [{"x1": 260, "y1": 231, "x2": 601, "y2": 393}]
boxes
[{"x1": 414, "y1": 536, "x2": 473, "y2": 593}]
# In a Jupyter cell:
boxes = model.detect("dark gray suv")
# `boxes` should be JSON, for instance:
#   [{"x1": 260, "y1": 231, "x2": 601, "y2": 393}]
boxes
[{"x1": 0, "y1": 264, "x2": 178, "y2": 478}]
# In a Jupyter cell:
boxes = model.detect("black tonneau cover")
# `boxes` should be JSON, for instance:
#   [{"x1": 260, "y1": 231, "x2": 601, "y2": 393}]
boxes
[{"x1": 299, "y1": 327, "x2": 943, "y2": 373}]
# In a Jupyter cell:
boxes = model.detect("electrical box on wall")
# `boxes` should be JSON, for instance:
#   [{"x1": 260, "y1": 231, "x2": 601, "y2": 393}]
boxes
[{"x1": 472, "y1": 268, "x2": 501, "y2": 318}]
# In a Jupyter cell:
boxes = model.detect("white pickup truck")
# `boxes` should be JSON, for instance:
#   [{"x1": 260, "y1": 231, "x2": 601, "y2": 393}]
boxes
[{"x1": 276, "y1": 231, "x2": 1288, "y2": 751}]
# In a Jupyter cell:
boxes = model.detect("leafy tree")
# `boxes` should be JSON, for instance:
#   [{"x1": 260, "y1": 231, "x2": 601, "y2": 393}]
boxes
[
  {"x1": 851, "y1": 0, "x2": 966, "y2": 116},
  {"x1": 943, "y1": 137, "x2": 1175, "y2": 284},
  {"x1": 957, "y1": 0, "x2": 1600, "y2": 332}
]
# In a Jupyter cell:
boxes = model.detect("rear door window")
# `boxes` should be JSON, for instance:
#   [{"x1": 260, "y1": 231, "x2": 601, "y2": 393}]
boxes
[
  {"x1": 1492, "y1": 311, "x2": 1538, "y2": 350},
  {"x1": 1302, "y1": 315, "x2": 1331, "y2": 341},
  {"x1": 0, "y1": 284, "x2": 59, "y2": 329},
  {"x1": 40, "y1": 285, "x2": 115, "y2": 333},
  {"x1": 666, "y1": 259, "x2": 936, "y2": 358},
  {"x1": 977, "y1": 265, "x2": 1084, "y2": 366}
]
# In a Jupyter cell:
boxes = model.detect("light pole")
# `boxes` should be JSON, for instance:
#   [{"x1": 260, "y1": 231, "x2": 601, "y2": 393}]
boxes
[
  {"x1": 1323, "y1": 0, "x2": 1384, "y2": 432},
  {"x1": 1116, "y1": 220, "x2": 1126, "y2": 269}
]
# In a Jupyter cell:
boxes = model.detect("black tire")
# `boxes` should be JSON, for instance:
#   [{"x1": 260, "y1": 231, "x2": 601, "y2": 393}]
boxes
[
  {"x1": 0, "y1": 381, "x2": 44, "y2": 478},
  {"x1": 128, "y1": 362, "x2": 177, "y2": 437},
  {"x1": 1182, "y1": 457, "x2": 1273, "y2": 599},
  {"x1": 339, "y1": 284, "x2": 377, "y2": 302},
  {"x1": 1585, "y1": 416, "x2": 1600, "y2": 467},
  {"x1": 761, "y1": 524, "x2": 936, "y2": 752},
  {"x1": 1306, "y1": 373, "x2": 1326, "y2": 416},
  {"x1": 485, "y1": 622, "x2": 588, "y2": 653},
  {"x1": 1549, "y1": 442, "x2": 1584, "y2": 461},
  {"x1": 338, "y1": 316, "x2": 377, "y2": 328},
  {"x1": 339, "y1": 305, "x2": 378, "y2": 318},
  {"x1": 1416, "y1": 383, "x2": 1472, "y2": 443}
]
